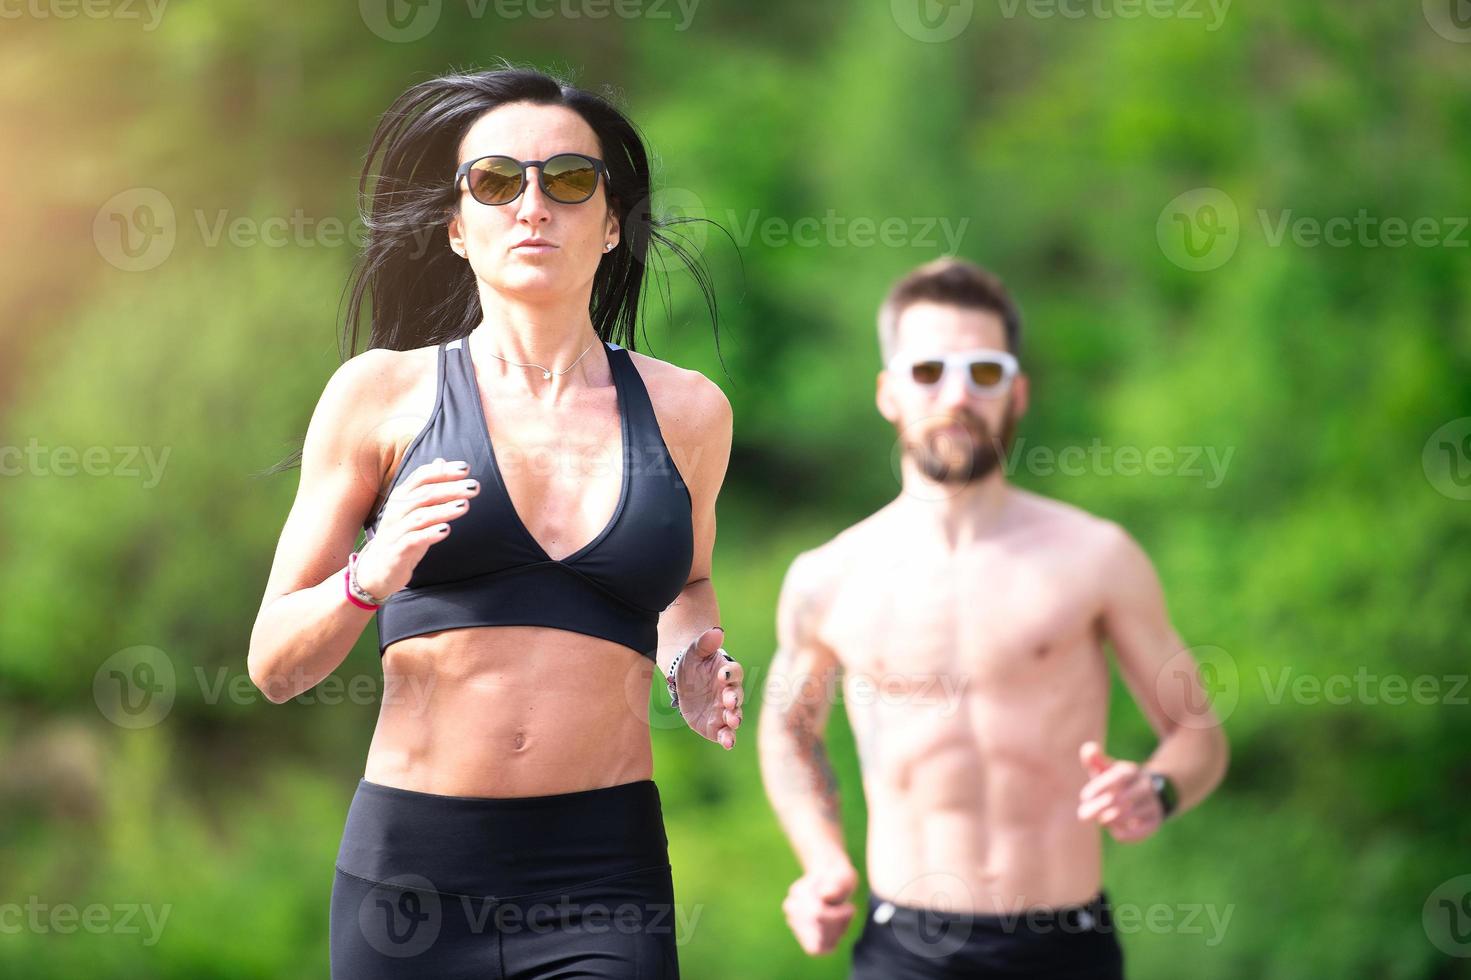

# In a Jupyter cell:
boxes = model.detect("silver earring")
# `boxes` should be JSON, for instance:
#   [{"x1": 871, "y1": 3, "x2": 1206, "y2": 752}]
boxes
[{"x1": 604, "y1": 242, "x2": 615, "y2": 252}]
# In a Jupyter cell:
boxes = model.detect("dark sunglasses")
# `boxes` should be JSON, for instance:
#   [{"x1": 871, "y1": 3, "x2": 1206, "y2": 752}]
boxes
[{"x1": 453, "y1": 152, "x2": 608, "y2": 206}]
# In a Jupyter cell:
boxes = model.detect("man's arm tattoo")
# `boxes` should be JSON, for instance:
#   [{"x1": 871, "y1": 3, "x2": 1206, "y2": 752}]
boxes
[
  {"x1": 771, "y1": 581, "x2": 842, "y2": 828},
  {"x1": 782, "y1": 683, "x2": 842, "y2": 827}
]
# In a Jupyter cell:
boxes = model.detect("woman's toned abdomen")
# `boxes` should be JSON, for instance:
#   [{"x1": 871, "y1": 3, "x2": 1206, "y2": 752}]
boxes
[{"x1": 364, "y1": 625, "x2": 658, "y2": 798}]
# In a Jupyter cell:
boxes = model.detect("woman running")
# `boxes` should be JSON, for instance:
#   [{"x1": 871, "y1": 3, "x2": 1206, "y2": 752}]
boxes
[{"x1": 248, "y1": 65, "x2": 741, "y2": 979}]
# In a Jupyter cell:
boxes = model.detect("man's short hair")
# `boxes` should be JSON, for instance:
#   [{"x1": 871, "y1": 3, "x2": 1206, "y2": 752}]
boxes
[{"x1": 876, "y1": 257, "x2": 1022, "y2": 361}]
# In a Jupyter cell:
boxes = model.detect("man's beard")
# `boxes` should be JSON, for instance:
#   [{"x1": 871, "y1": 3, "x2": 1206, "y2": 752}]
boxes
[{"x1": 904, "y1": 404, "x2": 1017, "y2": 485}]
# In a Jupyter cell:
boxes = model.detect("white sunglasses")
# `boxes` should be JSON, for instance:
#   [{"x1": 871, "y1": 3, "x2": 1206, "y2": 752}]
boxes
[{"x1": 887, "y1": 348, "x2": 1019, "y2": 396}]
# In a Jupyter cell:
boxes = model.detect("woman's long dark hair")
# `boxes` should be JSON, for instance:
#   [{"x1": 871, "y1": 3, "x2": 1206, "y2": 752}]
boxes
[{"x1": 262, "y1": 63, "x2": 723, "y2": 475}]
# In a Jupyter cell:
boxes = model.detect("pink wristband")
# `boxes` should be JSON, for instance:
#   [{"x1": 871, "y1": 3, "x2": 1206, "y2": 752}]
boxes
[{"x1": 344, "y1": 552, "x2": 381, "y2": 610}]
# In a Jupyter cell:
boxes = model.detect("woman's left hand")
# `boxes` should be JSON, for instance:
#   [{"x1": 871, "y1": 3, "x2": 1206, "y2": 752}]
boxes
[{"x1": 676, "y1": 626, "x2": 744, "y2": 750}]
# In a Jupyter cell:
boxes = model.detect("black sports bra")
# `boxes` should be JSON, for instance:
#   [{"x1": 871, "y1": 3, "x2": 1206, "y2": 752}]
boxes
[{"x1": 362, "y1": 336, "x2": 694, "y2": 660}]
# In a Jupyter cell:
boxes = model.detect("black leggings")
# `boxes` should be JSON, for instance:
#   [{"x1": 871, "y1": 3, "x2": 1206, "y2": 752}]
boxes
[{"x1": 329, "y1": 778, "x2": 681, "y2": 979}]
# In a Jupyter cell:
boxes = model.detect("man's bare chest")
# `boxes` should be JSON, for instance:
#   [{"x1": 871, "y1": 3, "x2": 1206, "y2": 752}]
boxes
[{"x1": 819, "y1": 549, "x2": 1105, "y2": 690}]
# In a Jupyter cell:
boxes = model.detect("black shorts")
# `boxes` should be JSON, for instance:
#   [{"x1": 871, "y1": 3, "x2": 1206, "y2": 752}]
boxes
[
  {"x1": 849, "y1": 889, "x2": 1125, "y2": 980},
  {"x1": 330, "y1": 777, "x2": 681, "y2": 979}
]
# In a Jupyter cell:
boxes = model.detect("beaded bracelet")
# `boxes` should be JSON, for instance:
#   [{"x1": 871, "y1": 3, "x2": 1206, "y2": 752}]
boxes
[{"x1": 664, "y1": 648, "x2": 687, "y2": 709}]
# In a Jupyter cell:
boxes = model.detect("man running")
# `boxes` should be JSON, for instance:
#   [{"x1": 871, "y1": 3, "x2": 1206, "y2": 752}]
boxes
[{"x1": 758, "y1": 257, "x2": 1229, "y2": 978}]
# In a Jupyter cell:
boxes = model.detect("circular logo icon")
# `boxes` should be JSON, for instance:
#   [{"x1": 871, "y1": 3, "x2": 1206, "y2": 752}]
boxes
[
  {"x1": 358, "y1": 873, "x2": 442, "y2": 958},
  {"x1": 1155, "y1": 644, "x2": 1238, "y2": 729},
  {"x1": 359, "y1": 0, "x2": 442, "y2": 42},
  {"x1": 1423, "y1": 418, "x2": 1471, "y2": 501},
  {"x1": 885, "y1": 873, "x2": 974, "y2": 959},
  {"x1": 353, "y1": 411, "x2": 443, "y2": 501},
  {"x1": 627, "y1": 186, "x2": 710, "y2": 274},
  {"x1": 892, "y1": 0, "x2": 975, "y2": 43},
  {"x1": 93, "y1": 646, "x2": 176, "y2": 729},
  {"x1": 624, "y1": 653, "x2": 686, "y2": 731},
  {"x1": 1424, "y1": 875, "x2": 1471, "y2": 957},
  {"x1": 1157, "y1": 188, "x2": 1239, "y2": 272},
  {"x1": 1424, "y1": 0, "x2": 1471, "y2": 43},
  {"x1": 93, "y1": 188, "x2": 175, "y2": 272}
]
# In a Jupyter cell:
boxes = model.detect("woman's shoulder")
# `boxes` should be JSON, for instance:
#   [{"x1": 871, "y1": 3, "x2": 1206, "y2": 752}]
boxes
[
  {"x1": 623, "y1": 347, "x2": 731, "y2": 441},
  {"x1": 623, "y1": 348, "x2": 732, "y2": 499},
  {"x1": 314, "y1": 343, "x2": 442, "y2": 481},
  {"x1": 326, "y1": 342, "x2": 440, "y2": 405}
]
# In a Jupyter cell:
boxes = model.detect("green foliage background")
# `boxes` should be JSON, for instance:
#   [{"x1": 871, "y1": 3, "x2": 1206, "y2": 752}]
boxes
[{"x1": 1, "y1": 2, "x2": 1468, "y2": 977}]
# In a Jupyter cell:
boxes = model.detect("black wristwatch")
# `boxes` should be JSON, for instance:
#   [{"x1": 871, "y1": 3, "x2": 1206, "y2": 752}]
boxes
[{"x1": 1147, "y1": 770, "x2": 1179, "y2": 819}]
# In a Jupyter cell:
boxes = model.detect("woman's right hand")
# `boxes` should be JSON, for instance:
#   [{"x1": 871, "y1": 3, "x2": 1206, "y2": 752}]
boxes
[{"x1": 354, "y1": 457, "x2": 479, "y2": 600}]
